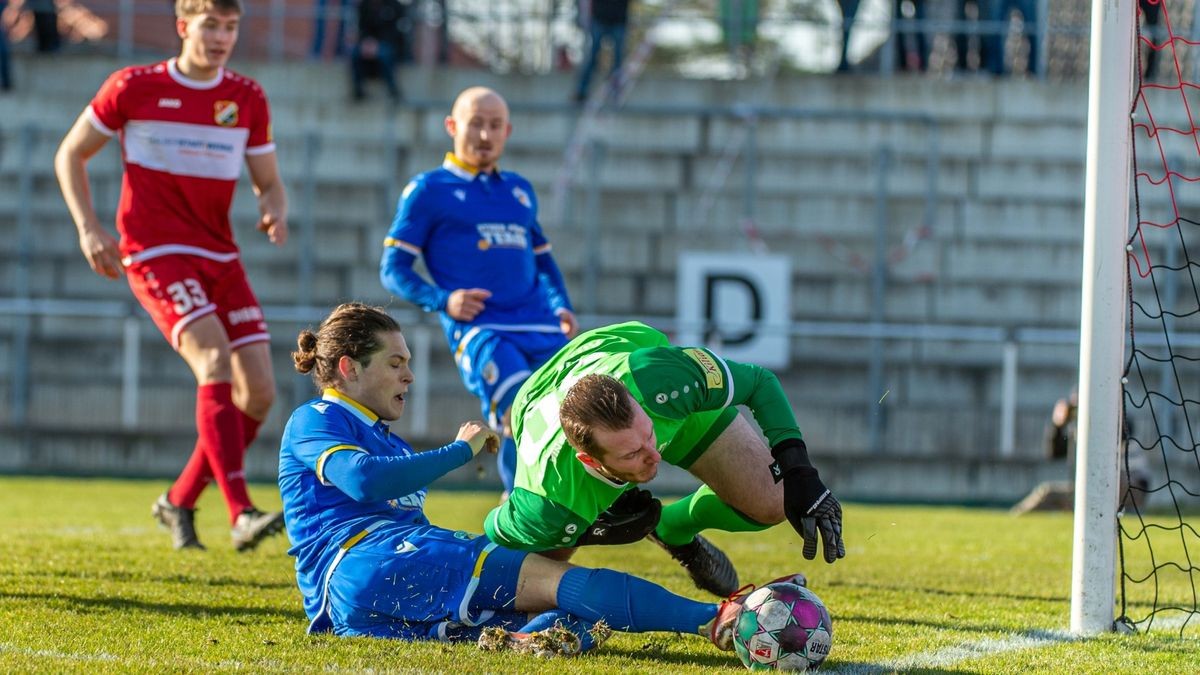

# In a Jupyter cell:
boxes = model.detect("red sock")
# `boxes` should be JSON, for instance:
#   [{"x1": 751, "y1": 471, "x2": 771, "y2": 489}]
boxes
[
  {"x1": 168, "y1": 444, "x2": 211, "y2": 510},
  {"x1": 169, "y1": 407, "x2": 264, "y2": 512},
  {"x1": 194, "y1": 382, "x2": 251, "y2": 523},
  {"x1": 239, "y1": 408, "x2": 262, "y2": 449}
]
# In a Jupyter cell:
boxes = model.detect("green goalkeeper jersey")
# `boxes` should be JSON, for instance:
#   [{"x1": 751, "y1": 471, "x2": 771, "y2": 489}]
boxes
[{"x1": 483, "y1": 321, "x2": 803, "y2": 551}]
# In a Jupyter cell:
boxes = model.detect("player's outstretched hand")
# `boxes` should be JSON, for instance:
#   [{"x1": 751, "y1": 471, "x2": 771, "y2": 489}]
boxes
[
  {"x1": 258, "y1": 211, "x2": 288, "y2": 246},
  {"x1": 78, "y1": 228, "x2": 123, "y2": 279},
  {"x1": 772, "y1": 440, "x2": 846, "y2": 563},
  {"x1": 793, "y1": 475, "x2": 844, "y2": 563},
  {"x1": 447, "y1": 288, "x2": 492, "y2": 321},
  {"x1": 558, "y1": 309, "x2": 580, "y2": 339},
  {"x1": 575, "y1": 487, "x2": 662, "y2": 546},
  {"x1": 456, "y1": 420, "x2": 499, "y2": 456}
]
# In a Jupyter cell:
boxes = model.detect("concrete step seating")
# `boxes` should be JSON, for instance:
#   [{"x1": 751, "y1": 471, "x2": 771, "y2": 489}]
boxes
[{"x1": 1, "y1": 55, "x2": 1122, "y2": 459}]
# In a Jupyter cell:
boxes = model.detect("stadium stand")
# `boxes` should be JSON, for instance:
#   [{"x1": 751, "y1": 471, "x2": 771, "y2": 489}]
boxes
[{"x1": 0, "y1": 54, "x2": 1102, "y2": 503}]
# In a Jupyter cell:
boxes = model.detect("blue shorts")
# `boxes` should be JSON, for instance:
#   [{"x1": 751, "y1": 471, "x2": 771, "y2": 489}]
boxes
[
  {"x1": 453, "y1": 328, "x2": 568, "y2": 429},
  {"x1": 325, "y1": 523, "x2": 530, "y2": 640}
]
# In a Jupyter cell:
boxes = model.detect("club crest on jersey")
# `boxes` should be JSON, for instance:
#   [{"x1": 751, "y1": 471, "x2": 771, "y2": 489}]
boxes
[
  {"x1": 213, "y1": 100, "x2": 239, "y2": 127},
  {"x1": 511, "y1": 186, "x2": 531, "y2": 208},
  {"x1": 481, "y1": 360, "x2": 499, "y2": 386}
]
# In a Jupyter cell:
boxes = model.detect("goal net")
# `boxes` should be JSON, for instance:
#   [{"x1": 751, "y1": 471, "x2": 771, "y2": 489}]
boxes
[{"x1": 1118, "y1": 0, "x2": 1200, "y2": 637}]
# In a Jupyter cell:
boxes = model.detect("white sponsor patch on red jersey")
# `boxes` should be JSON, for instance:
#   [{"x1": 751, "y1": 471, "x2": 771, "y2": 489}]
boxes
[{"x1": 122, "y1": 120, "x2": 249, "y2": 180}]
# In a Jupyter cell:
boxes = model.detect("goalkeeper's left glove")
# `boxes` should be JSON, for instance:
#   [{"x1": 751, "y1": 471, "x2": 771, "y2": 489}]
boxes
[
  {"x1": 771, "y1": 439, "x2": 846, "y2": 563},
  {"x1": 574, "y1": 488, "x2": 662, "y2": 546}
]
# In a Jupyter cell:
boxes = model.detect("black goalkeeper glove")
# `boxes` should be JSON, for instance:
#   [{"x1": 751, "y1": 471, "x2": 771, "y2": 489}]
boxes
[
  {"x1": 574, "y1": 488, "x2": 662, "y2": 546},
  {"x1": 771, "y1": 439, "x2": 846, "y2": 563}
]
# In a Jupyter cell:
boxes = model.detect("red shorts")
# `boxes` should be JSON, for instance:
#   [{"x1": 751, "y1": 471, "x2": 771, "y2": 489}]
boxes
[{"x1": 126, "y1": 253, "x2": 269, "y2": 350}]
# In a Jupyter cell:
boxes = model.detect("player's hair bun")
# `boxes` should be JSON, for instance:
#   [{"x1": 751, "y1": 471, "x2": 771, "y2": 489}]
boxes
[{"x1": 293, "y1": 330, "x2": 319, "y2": 373}]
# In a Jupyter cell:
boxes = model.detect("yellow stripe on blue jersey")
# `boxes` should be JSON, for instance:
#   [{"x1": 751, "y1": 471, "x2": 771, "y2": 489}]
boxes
[{"x1": 315, "y1": 444, "x2": 367, "y2": 485}]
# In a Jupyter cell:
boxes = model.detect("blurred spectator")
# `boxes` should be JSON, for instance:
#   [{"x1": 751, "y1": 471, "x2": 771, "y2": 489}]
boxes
[
  {"x1": 311, "y1": 0, "x2": 348, "y2": 59},
  {"x1": 434, "y1": 0, "x2": 448, "y2": 64},
  {"x1": 893, "y1": 0, "x2": 929, "y2": 72},
  {"x1": 1140, "y1": 0, "x2": 1163, "y2": 81},
  {"x1": 835, "y1": 0, "x2": 859, "y2": 73},
  {"x1": 350, "y1": 0, "x2": 409, "y2": 103},
  {"x1": 948, "y1": 0, "x2": 983, "y2": 73},
  {"x1": 574, "y1": 0, "x2": 631, "y2": 103},
  {"x1": 0, "y1": 0, "x2": 11, "y2": 91},
  {"x1": 27, "y1": 0, "x2": 58, "y2": 52},
  {"x1": 1011, "y1": 390, "x2": 1151, "y2": 515},
  {"x1": 984, "y1": 0, "x2": 1037, "y2": 76}
]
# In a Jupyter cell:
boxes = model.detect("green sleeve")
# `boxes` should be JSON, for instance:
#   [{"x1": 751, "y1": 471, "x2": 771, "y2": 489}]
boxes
[
  {"x1": 629, "y1": 346, "x2": 803, "y2": 447},
  {"x1": 483, "y1": 488, "x2": 594, "y2": 551}
]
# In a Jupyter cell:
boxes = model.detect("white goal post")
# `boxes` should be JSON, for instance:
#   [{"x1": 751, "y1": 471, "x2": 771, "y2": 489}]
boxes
[{"x1": 1071, "y1": 0, "x2": 1136, "y2": 636}]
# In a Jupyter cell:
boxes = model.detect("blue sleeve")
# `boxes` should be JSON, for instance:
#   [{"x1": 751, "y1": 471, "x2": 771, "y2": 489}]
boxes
[
  {"x1": 536, "y1": 250, "x2": 573, "y2": 314},
  {"x1": 380, "y1": 177, "x2": 451, "y2": 312},
  {"x1": 322, "y1": 440, "x2": 474, "y2": 502},
  {"x1": 525, "y1": 186, "x2": 572, "y2": 313},
  {"x1": 380, "y1": 245, "x2": 450, "y2": 312}
]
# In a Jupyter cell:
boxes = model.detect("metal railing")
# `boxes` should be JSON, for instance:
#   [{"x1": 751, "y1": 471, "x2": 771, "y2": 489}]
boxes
[{"x1": 9, "y1": 297, "x2": 1197, "y2": 457}]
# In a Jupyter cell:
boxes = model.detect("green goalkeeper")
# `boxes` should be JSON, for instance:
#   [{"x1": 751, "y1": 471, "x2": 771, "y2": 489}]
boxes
[{"x1": 483, "y1": 321, "x2": 845, "y2": 597}]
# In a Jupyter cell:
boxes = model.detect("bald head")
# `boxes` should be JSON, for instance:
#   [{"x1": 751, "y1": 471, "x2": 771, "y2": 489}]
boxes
[
  {"x1": 445, "y1": 86, "x2": 512, "y2": 173},
  {"x1": 452, "y1": 87, "x2": 508, "y2": 118}
]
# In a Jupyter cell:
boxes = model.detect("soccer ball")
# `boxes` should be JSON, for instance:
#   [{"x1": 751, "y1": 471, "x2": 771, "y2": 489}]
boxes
[{"x1": 732, "y1": 582, "x2": 833, "y2": 671}]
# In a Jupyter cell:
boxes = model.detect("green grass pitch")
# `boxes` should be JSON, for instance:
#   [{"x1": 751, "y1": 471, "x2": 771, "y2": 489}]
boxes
[{"x1": 0, "y1": 476, "x2": 1196, "y2": 673}]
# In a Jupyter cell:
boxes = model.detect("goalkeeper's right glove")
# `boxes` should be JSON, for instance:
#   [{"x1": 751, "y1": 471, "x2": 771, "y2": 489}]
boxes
[
  {"x1": 574, "y1": 488, "x2": 662, "y2": 546},
  {"x1": 771, "y1": 439, "x2": 846, "y2": 563}
]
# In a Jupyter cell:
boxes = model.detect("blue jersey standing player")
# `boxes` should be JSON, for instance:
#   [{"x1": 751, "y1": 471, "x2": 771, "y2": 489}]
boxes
[{"x1": 380, "y1": 86, "x2": 578, "y2": 496}]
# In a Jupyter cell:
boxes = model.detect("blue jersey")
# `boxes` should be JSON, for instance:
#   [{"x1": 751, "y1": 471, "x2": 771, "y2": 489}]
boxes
[
  {"x1": 278, "y1": 389, "x2": 473, "y2": 626},
  {"x1": 379, "y1": 153, "x2": 572, "y2": 340}
]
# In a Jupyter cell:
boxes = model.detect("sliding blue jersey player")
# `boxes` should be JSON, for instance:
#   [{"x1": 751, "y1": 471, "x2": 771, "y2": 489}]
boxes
[
  {"x1": 279, "y1": 302, "x2": 793, "y2": 655},
  {"x1": 380, "y1": 86, "x2": 577, "y2": 496}
]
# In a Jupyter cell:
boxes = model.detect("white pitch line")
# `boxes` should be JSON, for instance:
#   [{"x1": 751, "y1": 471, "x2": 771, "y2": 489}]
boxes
[{"x1": 826, "y1": 629, "x2": 1077, "y2": 675}]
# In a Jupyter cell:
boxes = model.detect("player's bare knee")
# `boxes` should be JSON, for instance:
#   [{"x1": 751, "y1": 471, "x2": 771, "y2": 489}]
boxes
[
  {"x1": 242, "y1": 377, "x2": 275, "y2": 408},
  {"x1": 186, "y1": 346, "x2": 232, "y2": 383},
  {"x1": 757, "y1": 502, "x2": 786, "y2": 526},
  {"x1": 742, "y1": 486, "x2": 786, "y2": 525},
  {"x1": 241, "y1": 386, "x2": 274, "y2": 419}
]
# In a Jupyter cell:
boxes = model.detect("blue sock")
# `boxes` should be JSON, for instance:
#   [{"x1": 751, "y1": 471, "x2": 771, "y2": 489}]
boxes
[
  {"x1": 556, "y1": 567, "x2": 718, "y2": 634},
  {"x1": 520, "y1": 609, "x2": 598, "y2": 651},
  {"x1": 497, "y1": 436, "x2": 517, "y2": 494}
]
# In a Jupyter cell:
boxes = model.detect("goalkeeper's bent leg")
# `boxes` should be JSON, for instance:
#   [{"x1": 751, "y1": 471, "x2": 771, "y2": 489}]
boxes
[{"x1": 655, "y1": 484, "x2": 771, "y2": 546}]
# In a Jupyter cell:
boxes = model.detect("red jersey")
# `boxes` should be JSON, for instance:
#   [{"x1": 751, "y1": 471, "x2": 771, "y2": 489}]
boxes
[{"x1": 87, "y1": 58, "x2": 275, "y2": 263}]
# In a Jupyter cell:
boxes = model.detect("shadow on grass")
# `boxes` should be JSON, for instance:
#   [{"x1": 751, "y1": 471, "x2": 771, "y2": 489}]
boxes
[
  {"x1": 829, "y1": 579, "x2": 1069, "y2": 605},
  {"x1": 17, "y1": 567, "x2": 294, "y2": 590},
  {"x1": 4, "y1": 590, "x2": 300, "y2": 621},
  {"x1": 593, "y1": 643, "x2": 743, "y2": 669}
]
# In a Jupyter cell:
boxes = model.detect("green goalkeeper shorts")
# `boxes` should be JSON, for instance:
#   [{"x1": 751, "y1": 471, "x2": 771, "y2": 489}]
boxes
[{"x1": 660, "y1": 407, "x2": 739, "y2": 470}]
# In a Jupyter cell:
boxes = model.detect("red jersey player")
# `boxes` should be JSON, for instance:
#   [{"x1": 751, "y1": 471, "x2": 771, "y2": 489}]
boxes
[{"x1": 55, "y1": 0, "x2": 289, "y2": 552}]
